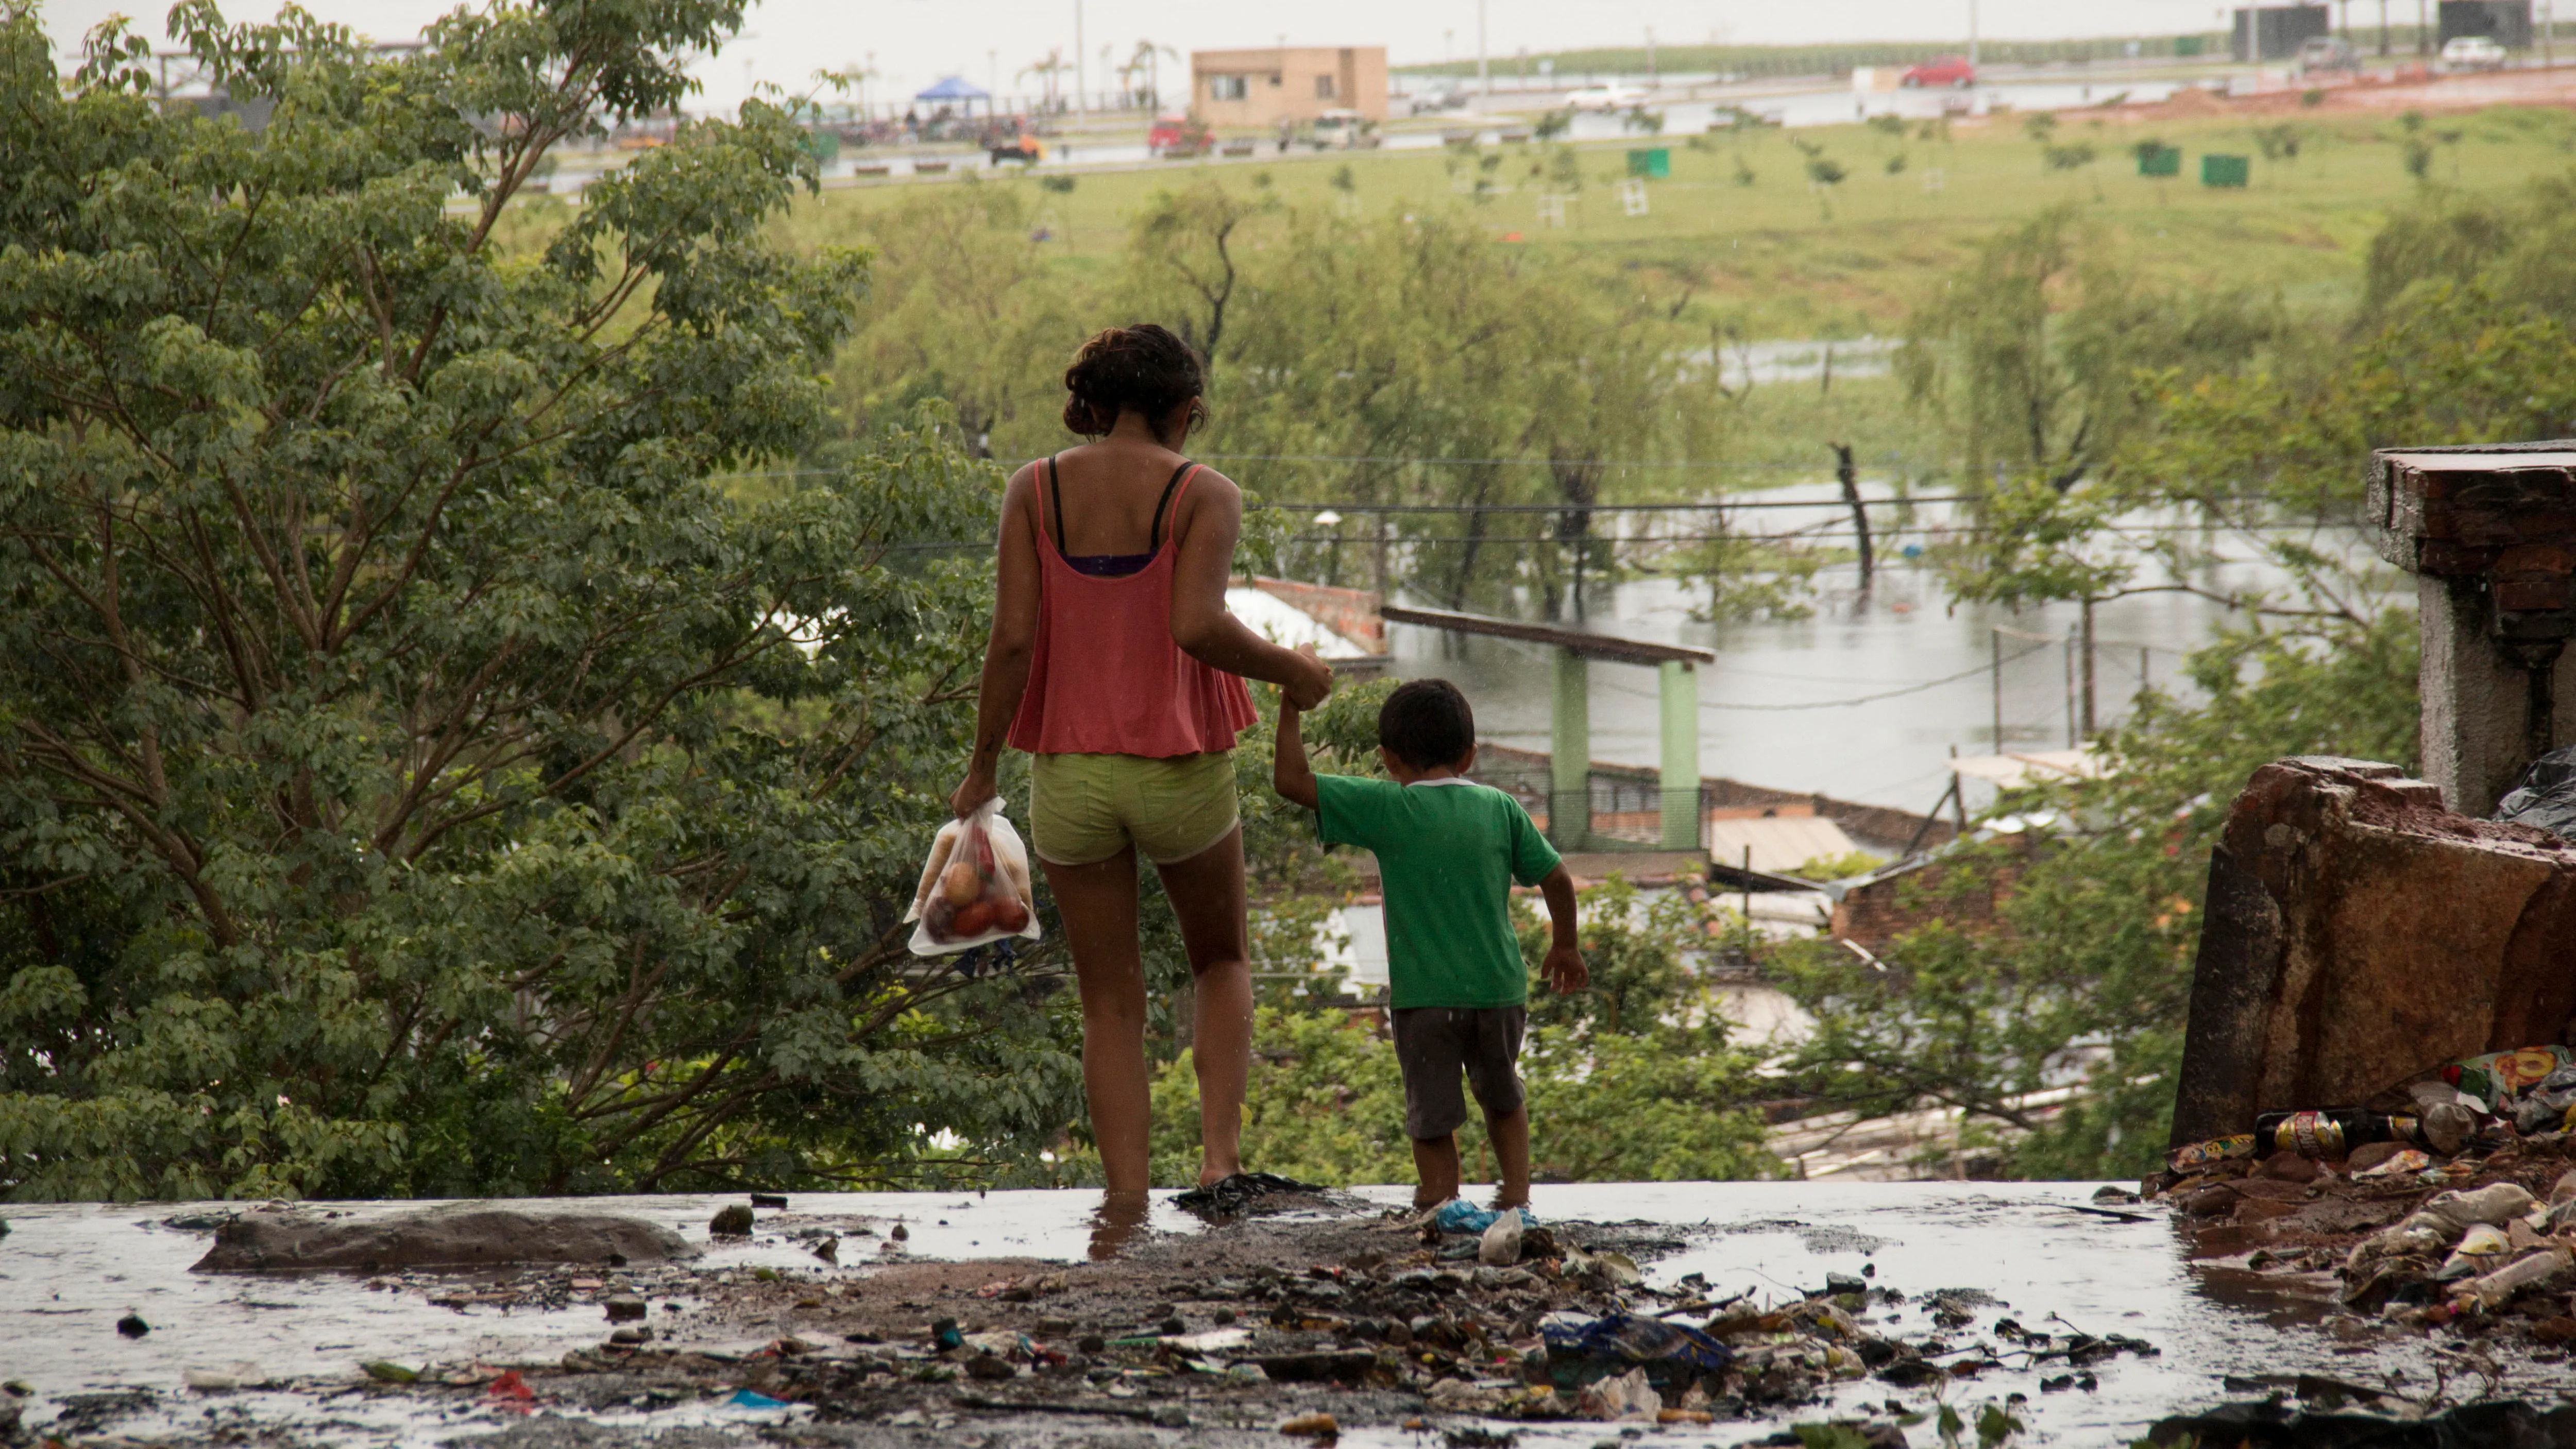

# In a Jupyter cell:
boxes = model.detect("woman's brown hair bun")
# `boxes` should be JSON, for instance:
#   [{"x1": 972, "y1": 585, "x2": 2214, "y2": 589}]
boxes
[{"x1": 1062, "y1": 323, "x2": 1207, "y2": 438}]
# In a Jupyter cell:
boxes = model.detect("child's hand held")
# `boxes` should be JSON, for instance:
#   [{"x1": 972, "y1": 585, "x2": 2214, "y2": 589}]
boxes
[{"x1": 1545, "y1": 943, "x2": 1588, "y2": 994}]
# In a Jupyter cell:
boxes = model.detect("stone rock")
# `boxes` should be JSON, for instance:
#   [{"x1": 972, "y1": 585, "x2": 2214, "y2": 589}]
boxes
[
  {"x1": 708, "y1": 1204, "x2": 755, "y2": 1236},
  {"x1": 603, "y1": 1295, "x2": 648, "y2": 1322},
  {"x1": 2232, "y1": 1197, "x2": 2301, "y2": 1224},
  {"x1": 2233, "y1": 1177, "x2": 2310, "y2": 1203},
  {"x1": 191, "y1": 1204, "x2": 696, "y2": 1273},
  {"x1": 2171, "y1": 757, "x2": 2576, "y2": 1148},
  {"x1": 2259, "y1": 1153, "x2": 2323, "y2": 1183}
]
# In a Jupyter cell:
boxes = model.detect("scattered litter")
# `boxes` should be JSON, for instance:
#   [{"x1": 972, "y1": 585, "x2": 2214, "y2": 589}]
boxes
[{"x1": 1172, "y1": 1171, "x2": 1326, "y2": 1216}]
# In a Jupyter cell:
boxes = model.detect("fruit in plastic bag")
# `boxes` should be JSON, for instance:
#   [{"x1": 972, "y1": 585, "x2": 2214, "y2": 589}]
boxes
[{"x1": 906, "y1": 799, "x2": 1041, "y2": 956}]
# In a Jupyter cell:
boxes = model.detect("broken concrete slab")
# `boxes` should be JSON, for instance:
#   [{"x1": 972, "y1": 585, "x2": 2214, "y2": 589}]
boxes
[
  {"x1": 2172, "y1": 756, "x2": 2576, "y2": 1148},
  {"x1": 191, "y1": 1203, "x2": 697, "y2": 1272}
]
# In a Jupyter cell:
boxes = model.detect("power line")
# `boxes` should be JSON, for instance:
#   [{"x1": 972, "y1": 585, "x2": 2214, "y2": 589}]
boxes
[
  {"x1": 1202, "y1": 453, "x2": 1925, "y2": 472},
  {"x1": 1261, "y1": 497, "x2": 1970, "y2": 514},
  {"x1": 1594, "y1": 640, "x2": 2059, "y2": 712}
]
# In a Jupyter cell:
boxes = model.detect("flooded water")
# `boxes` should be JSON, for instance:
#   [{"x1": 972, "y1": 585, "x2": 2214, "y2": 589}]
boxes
[
  {"x1": 1376, "y1": 489, "x2": 2387, "y2": 811},
  {"x1": 0, "y1": 1182, "x2": 2469, "y2": 1446}
]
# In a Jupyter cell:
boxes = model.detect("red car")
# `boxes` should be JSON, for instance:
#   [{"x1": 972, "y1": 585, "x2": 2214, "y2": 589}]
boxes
[
  {"x1": 1147, "y1": 114, "x2": 1208, "y2": 156},
  {"x1": 1901, "y1": 55, "x2": 1976, "y2": 88}
]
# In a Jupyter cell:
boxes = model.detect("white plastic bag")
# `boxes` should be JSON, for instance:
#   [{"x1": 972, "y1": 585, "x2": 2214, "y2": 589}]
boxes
[{"x1": 906, "y1": 798, "x2": 1041, "y2": 956}]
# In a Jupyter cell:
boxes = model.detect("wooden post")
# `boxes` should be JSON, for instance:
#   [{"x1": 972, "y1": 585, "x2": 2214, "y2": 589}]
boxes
[
  {"x1": 1550, "y1": 647, "x2": 1591, "y2": 850},
  {"x1": 1658, "y1": 660, "x2": 1701, "y2": 850}
]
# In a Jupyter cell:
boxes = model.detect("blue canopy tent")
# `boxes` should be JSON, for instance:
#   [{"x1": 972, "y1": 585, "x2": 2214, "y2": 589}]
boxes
[{"x1": 914, "y1": 75, "x2": 990, "y2": 118}]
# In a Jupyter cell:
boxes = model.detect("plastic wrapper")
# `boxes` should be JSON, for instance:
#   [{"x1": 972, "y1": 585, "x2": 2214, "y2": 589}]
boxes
[
  {"x1": 2442, "y1": 1045, "x2": 2575, "y2": 1112},
  {"x1": 2167, "y1": 1134, "x2": 2256, "y2": 1173},
  {"x1": 2493, "y1": 744, "x2": 2576, "y2": 840},
  {"x1": 2353, "y1": 1148, "x2": 2433, "y2": 1181},
  {"x1": 906, "y1": 799, "x2": 1041, "y2": 956}
]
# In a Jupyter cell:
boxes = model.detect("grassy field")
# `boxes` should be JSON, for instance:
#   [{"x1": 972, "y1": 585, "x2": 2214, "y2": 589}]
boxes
[{"x1": 779, "y1": 100, "x2": 2576, "y2": 340}]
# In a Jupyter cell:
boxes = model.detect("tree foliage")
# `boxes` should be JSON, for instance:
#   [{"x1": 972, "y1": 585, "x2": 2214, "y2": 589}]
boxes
[
  {"x1": 1896, "y1": 207, "x2": 2282, "y2": 495},
  {"x1": 0, "y1": 0, "x2": 1084, "y2": 1199}
]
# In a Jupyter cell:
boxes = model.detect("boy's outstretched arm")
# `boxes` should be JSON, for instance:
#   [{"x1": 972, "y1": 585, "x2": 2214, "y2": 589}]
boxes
[
  {"x1": 1537, "y1": 863, "x2": 1587, "y2": 994},
  {"x1": 1273, "y1": 667, "x2": 1320, "y2": 811}
]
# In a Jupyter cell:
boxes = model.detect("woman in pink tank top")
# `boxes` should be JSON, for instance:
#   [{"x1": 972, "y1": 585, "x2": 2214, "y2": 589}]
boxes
[{"x1": 951, "y1": 325, "x2": 1333, "y2": 1209}]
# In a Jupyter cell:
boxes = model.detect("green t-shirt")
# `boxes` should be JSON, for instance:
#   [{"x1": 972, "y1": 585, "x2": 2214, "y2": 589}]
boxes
[{"x1": 1314, "y1": 774, "x2": 1563, "y2": 1010}]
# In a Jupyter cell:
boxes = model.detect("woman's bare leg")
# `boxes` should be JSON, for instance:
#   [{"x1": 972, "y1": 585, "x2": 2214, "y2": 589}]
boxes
[
  {"x1": 1039, "y1": 846, "x2": 1153, "y2": 1194},
  {"x1": 1155, "y1": 825, "x2": 1252, "y2": 1187}
]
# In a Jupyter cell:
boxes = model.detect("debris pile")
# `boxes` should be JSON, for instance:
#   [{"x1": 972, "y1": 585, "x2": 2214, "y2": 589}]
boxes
[{"x1": 2156, "y1": 1043, "x2": 2576, "y2": 1352}]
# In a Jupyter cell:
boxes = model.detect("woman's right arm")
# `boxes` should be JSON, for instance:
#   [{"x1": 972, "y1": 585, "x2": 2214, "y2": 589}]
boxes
[
  {"x1": 1168, "y1": 470, "x2": 1333, "y2": 708},
  {"x1": 951, "y1": 466, "x2": 1043, "y2": 818}
]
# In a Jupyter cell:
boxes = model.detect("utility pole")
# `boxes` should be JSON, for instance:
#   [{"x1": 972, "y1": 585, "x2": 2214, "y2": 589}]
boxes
[
  {"x1": 1074, "y1": 0, "x2": 1087, "y2": 117},
  {"x1": 2419, "y1": 0, "x2": 2430, "y2": 56},
  {"x1": 2080, "y1": 598, "x2": 2097, "y2": 737},
  {"x1": 1969, "y1": 0, "x2": 1981, "y2": 67},
  {"x1": 1479, "y1": 0, "x2": 1490, "y2": 96},
  {"x1": 1990, "y1": 627, "x2": 2004, "y2": 746},
  {"x1": 2063, "y1": 630, "x2": 2077, "y2": 747},
  {"x1": 2380, "y1": 0, "x2": 2392, "y2": 56},
  {"x1": 1646, "y1": 26, "x2": 1658, "y2": 84},
  {"x1": 2548, "y1": 0, "x2": 2557, "y2": 66}
]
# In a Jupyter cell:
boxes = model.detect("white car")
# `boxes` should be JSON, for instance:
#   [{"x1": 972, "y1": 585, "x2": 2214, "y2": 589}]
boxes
[
  {"x1": 1564, "y1": 84, "x2": 1650, "y2": 112},
  {"x1": 2441, "y1": 35, "x2": 2508, "y2": 71}
]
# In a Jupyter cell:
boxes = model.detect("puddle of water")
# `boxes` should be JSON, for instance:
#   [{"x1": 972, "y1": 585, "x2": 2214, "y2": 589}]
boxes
[{"x1": 0, "y1": 1182, "x2": 2481, "y2": 1446}]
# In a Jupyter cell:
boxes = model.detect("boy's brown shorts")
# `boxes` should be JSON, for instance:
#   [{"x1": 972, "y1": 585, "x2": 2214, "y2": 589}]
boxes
[{"x1": 1391, "y1": 1005, "x2": 1527, "y2": 1141}]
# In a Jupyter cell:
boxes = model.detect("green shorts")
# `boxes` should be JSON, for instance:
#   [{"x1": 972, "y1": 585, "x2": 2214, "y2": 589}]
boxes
[{"x1": 1029, "y1": 752, "x2": 1240, "y2": 867}]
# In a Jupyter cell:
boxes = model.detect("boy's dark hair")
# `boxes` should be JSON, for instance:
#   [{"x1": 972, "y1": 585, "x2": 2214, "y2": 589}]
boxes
[
  {"x1": 1062, "y1": 323, "x2": 1207, "y2": 438},
  {"x1": 1378, "y1": 679, "x2": 1476, "y2": 771}
]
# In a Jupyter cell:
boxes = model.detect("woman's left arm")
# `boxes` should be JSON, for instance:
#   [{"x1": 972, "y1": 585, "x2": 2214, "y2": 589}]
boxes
[
  {"x1": 952, "y1": 466, "x2": 1043, "y2": 817},
  {"x1": 1168, "y1": 471, "x2": 1334, "y2": 709}
]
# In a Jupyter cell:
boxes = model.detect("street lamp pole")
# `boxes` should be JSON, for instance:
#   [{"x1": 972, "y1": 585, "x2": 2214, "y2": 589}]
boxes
[
  {"x1": 1969, "y1": 0, "x2": 1981, "y2": 66},
  {"x1": 1074, "y1": 0, "x2": 1087, "y2": 117},
  {"x1": 1478, "y1": 0, "x2": 1490, "y2": 96}
]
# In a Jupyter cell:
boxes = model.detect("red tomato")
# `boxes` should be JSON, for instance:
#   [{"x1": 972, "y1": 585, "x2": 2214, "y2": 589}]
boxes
[
  {"x1": 992, "y1": 899, "x2": 1029, "y2": 933},
  {"x1": 950, "y1": 901, "x2": 994, "y2": 937}
]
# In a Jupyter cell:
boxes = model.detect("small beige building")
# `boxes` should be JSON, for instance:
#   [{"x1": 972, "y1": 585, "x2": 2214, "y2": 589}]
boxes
[{"x1": 1190, "y1": 46, "x2": 1387, "y2": 126}]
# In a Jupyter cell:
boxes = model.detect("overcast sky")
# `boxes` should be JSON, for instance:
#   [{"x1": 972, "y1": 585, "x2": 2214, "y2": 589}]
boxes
[{"x1": 37, "y1": 0, "x2": 2246, "y2": 111}]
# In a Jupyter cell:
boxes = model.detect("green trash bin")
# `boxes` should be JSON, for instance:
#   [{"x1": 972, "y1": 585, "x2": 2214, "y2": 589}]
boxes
[
  {"x1": 1625, "y1": 147, "x2": 1670, "y2": 179},
  {"x1": 2138, "y1": 145, "x2": 2181, "y2": 177},
  {"x1": 2201, "y1": 153, "x2": 2249, "y2": 188}
]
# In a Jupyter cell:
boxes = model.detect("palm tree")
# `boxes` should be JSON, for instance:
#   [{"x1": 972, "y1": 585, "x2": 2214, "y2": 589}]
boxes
[
  {"x1": 1117, "y1": 40, "x2": 1179, "y2": 110},
  {"x1": 1019, "y1": 48, "x2": 1071, "y2": 113}
]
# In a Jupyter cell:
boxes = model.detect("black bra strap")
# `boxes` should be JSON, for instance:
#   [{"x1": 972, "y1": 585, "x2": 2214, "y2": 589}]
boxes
[
  {"x1": 1046, "y1": 453, "x2": 1065, "y2": 556},
  {"x1": 1149, "y1": 461, "x2": 1194, "y2": 553}
]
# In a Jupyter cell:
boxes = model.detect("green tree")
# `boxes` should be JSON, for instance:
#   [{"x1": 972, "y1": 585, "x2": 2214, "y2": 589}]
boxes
[
  {"x1": 0, "y1": 0, "x2": 1082, "y2": 1199},
  {"x1": 825, "y1": 180, "x2": 1082, "y2": 459},
  {"x1": 1897, "y1": 207, "x2": 2282, "y2": 494}
]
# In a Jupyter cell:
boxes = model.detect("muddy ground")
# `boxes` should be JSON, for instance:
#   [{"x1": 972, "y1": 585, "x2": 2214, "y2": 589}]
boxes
[{"x1": 19, "y1": 1170, "x2": 2576, "y2": 1449}]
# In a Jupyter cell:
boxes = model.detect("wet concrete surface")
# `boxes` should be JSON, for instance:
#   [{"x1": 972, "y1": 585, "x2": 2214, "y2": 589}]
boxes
[{"x1": 0, "y1": 1181, "x2": 2523, "y2": 1446}]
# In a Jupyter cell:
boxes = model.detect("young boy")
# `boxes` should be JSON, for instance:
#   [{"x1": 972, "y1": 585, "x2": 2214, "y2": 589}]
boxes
[{"x1": 1273, "y1": 676, "x2": 1587, "y2": 1211}]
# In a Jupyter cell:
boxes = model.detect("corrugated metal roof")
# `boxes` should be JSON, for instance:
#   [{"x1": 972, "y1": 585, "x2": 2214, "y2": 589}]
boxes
[{"x1": 1704, "y1": 815, "x2": 1861, "y2": 874}]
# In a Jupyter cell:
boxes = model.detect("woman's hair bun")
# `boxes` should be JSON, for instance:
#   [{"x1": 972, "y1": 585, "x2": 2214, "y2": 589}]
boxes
[{"x1": 1062, "y1": 323, "x2": 1207, "y2": 438}]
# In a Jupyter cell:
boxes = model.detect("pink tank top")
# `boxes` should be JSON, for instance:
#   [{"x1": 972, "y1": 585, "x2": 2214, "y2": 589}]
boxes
[{"x1": 1006, "y1": 458, "x2": 1257, "y2": 757}]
